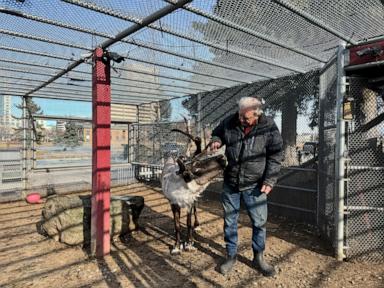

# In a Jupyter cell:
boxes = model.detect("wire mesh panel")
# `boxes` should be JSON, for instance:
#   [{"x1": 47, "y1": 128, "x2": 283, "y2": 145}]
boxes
[
  {"x1": 127, "y1": 71, "x2": 320, "y2": 223},
  {"x1": 34, "y1": 121, "x2": 129, "y2": 167},
  {"x1": 0, "y1": 95, "x2": 24, "y2": 200},
  {"x1": 29, "y1": 98, "x2": 133, "y2": 167},
  {"x1": 345, "y1": 78, "x2": 384, "y2": 262},
  {"x1": 131, "y1": 98, "x2": 198, "y2": 164},
  {"x1": 183, "y1": 70, "x2": 319, "y2": 167},
  {"x1": 318, "y1": 58, "x2": 338, "y2": 244},
  {"x1": 1, "y1": 0, "x2": 383, "y2": 108},
  {"x1": 18, "y1": 98, "x2": 134, "y2": 197},
  {"x1": 35, "y1": 121, "x2": 90, "y2": 168}
]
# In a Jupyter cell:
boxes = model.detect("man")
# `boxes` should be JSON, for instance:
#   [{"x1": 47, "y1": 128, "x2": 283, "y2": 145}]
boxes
[{"x1": 210, "y1": 96, "x2": 283, "y2": 276}]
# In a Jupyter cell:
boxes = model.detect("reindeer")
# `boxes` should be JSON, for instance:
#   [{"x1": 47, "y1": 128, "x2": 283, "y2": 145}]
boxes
[{"x1": 161, "y1": 127, "x2": 226, "y2": 254}]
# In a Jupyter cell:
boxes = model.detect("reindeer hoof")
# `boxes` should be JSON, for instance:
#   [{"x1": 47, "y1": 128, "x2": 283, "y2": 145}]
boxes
[
  {"x1": 171, "y1": 245, "x2": 182, "y2": 255},
  {"x1": 184, "y1": 242, "x2": 196, "y2": 252}
]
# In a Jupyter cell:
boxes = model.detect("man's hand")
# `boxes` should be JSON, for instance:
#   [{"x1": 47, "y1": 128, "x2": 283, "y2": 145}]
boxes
[
  {"x1": 210, "y1": 141, "x2": 221, "y2": 151},
  {"x1": 261, "y1": 184, "x2": 272, "y2": 195}
]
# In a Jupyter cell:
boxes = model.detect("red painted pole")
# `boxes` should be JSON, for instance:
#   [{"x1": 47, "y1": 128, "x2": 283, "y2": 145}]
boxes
[{"x1": 91, "y1": 47, "x2": 111, "y2": 257}]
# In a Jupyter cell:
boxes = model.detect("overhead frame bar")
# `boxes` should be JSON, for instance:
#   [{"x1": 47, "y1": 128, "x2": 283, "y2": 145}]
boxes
[
  {"x1": 0, "y1": 86, "x2": 175, "y2": 102},
  {"x1": 0, "y1": 74, "x2": 192, "y2": 96},
  {"x1": 0, "y1": 30, "x2": 225, "y2": 89},
  {"x1": 63, "y1": 0, "x2": 305, "y2": 73},
  {"x1": 0, "y1": 9, "x2": 272, "y2": 79},
  {"x1": 33, "y1": 114, "x2": 132, "y2": 124},
  {"x1": 0, "y1": 60, "x2": 223, "y2": 92},
  {"x1": 2, "y1": 92, "x2": 156, "y2": 105},
  {"x1": 15, "y1": 0, "x2": 192, "y2": 99},
  {"x1": 165, "y1": 0, "x2": 326, "y2": 63},
  {"x1": 0, "y1": 70, "x2": 204, "y2": 94}
]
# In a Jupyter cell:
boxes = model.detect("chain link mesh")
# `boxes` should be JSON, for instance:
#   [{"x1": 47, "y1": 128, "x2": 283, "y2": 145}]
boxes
[
  {"x1": 0, "y1": 95, "x2": 23, "y2": 198},
  {"x1": 318, "y1": 58, "x2": 337, "y2": 244},
  {"x1": 182, "y1": 70, "x2": 320, "y2": 167},
  {"x1": 131, "y1": 99, "x2": 198, "y2": 164},
  {"x1": 1, "y1": 0, "x2": 383, "y2": 105},
  {"x1": 0, "y1": 97, "x2": 133, "y2": 197},
  {"x1": 345, "y1": 78, "x2": 384, "y2": 262},
  {"x1": 0, "y1": 0, "x2": 383, "y2": 262},
  {"x1": 131, "y1": 71, "x2": 319, "y2": 168}
]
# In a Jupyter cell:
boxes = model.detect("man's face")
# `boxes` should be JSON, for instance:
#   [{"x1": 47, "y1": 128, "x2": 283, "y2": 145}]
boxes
[{"x1": 239, "y1": 109, "x2": 257, "y2": 127}]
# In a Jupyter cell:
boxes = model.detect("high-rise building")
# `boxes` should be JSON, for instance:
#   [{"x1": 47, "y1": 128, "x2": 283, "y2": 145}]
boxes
[
  {"x1": 0, "y1": 96, "x2": 20, "y2": 127},
  {"x1": 0, "y1": 95, "x2": 12, "y2": 126},
  {"x1": 111, "y1": 62, "x2": 161, "y2": 123},
  {"x1": 0, "y1": 95, "x2": 21, "y2": 141}
]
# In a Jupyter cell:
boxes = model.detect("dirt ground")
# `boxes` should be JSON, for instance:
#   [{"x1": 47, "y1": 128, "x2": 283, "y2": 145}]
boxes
[{"x1": 0, "y1": 183, "x2": 383, "y2": 288}]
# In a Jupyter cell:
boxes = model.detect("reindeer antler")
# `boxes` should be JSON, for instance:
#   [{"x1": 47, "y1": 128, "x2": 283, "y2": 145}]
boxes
[{"x1": 171, "y1": 128, "x2": 202, "y2": 156}]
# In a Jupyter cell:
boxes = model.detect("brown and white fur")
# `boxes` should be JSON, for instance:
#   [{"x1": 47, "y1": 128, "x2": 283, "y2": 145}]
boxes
[{"x1": 161, "y1": 129, "x2": 225, "y2": 254}]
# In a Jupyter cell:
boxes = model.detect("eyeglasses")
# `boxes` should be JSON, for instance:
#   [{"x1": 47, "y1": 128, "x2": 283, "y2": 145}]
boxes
[{"x1": 239, "y1": 115, "x2": 255, "y2": 121}]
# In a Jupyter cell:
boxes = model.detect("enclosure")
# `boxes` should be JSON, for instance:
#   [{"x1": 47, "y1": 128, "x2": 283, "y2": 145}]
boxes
[{"x1": 0, "y1": 0, "x2": 384, "y2": 287}]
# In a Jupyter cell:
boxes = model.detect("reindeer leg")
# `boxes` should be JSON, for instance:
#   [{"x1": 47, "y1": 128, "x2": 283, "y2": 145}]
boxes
[
  {"x1": 171, "y1": 204, "x2": 182, "y2": 255},
  {"x1": 193, "y1": 201, "x2": 201, "y2": 232},
  {"x1": 185, "y1": 205, "x2": 196, "y2": 252}
]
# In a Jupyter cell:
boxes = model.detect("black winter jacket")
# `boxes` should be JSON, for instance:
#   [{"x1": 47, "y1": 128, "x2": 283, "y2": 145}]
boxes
[{"x1": 211, "y1": 113, "x2": 283, "y2": 191}]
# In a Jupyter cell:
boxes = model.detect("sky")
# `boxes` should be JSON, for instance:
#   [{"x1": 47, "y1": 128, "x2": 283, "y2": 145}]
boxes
[
  {"x1": 0, "y1": 0, "x2": 215, "y2": 120},
  {"x1": 35, "y1": 98, "x2": 91, "y2": 118},
  {"x1": 6, "y1": 0, "x2": 315, "y2": 132},
  {"x1": 3, "y1": 0, "x2": 318, "y2": 136},
  {"x1": 11, "y1": 96, "x2": 91, "y2": 118}
]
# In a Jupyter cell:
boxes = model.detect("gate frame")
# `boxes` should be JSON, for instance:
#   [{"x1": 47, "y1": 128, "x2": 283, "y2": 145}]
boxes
[{"x1": 334, "y1": 42, "x2": 347, "y2": 261}]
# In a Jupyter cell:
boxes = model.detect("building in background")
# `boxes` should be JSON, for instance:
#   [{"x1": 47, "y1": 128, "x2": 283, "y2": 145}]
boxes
[
  {"x1": 56, "y1": 120, "x2": 66, "y2": 132},
  {"x1": 111, "y1": 62, "x2": 160, "y2": 124},
  {"x1": 0, "y1": 95, "x2": 20, "y2": 128},
  {"x1": 111, "y1": 104, "x2": 137, "y2": 123},
  {"x1": 0, "y1": 96, "x2": 12, "y2": 126},
  {"x1": 0, "y1": 96, "x2": 21, "y2": 143},
  {"x1": 82, "y1": 123, "x2": 128, "y2": 146}
]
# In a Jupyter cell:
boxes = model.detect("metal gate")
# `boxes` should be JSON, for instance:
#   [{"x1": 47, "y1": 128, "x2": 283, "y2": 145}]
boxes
[
  {"x1": 345, "y1": 77, "x2": 384, "y2": 262},
  {"x1": 318, "y1": 55, "x2": 338, "y2": 245},
  {"x1": 319, "y1": 46, "x2": 384, "y2": 262}
]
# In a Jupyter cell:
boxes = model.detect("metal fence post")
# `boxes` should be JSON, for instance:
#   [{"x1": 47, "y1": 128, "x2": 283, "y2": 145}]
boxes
[
  {"x1": 32, "y1": 131, "x2": 36, "y2": 170},
  {"x1": 127, "y1": 123, "x2": 130, "y2": 163},
  {"x1": 136, "y1": 105, "x2": 140, "y2": 163},
  {"x1": 91, "y1": 47, "x2": 111, "y2": 257},
  {"x1": 335, "y1": 42, "x2": 347, "y2": 261},
  {"x1": 196, "y1": 93, "x2": 202, "y2": 145},
  {"x1": 21, "y1": 96, "x2": 28, "y2": 197}
]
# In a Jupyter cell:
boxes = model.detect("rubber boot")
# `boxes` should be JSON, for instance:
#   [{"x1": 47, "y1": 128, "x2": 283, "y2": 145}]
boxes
[
  {"x1": 253, "y1": 251, "x2": 276, "y2": 277},
  {"x1": 219, "y1": 255, "x2": 236, "y2": 275}
]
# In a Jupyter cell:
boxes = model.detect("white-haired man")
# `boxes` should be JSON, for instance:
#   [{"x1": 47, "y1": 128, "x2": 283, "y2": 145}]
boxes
[{"x1": 210, "y1": 96, "x2": 283, "y2": 276}]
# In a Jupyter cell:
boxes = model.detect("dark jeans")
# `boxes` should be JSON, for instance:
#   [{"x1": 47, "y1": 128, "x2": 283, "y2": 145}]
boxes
[{"x1": 221, "y1": 183, "x2": 268, "y2": 257}]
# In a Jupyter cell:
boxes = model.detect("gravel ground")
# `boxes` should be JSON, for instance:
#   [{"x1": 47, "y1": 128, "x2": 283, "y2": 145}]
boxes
[{"x1": 0, "y1": 183, "x2": 383, "y2": 288}]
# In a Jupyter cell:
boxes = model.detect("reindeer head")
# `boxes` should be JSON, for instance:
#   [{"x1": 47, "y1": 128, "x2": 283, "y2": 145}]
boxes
[
  {"x1": 188, "y1": 153, "x2": 226, "y2": 185},
  {"x1": 170, "y1": 126, "x2": 226, "y2": 185}
]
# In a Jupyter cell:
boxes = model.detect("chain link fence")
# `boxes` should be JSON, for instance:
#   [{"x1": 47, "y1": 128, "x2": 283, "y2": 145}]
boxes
[
  {"x1": 318, "y1": 59, "x2": 384, "y2": 262},
  {"x1": 345, "y1": 78, "x2": 384, "y2": 262},
  {"x1": 130, "y1": 70, "x2": 320, "y2": 223},
  {"x1": 0, "y1": 95, "x2": 25, "y2": 200},
  {"x1": 33, "y1": 120, "x2": 130, "y2": 169},
  {"x1": 2, "y1": 66, "x2": 382, "y2": 262},
  {"x1": 0, "y1": 97, "x2": 139, "y2": 201},
  {"x1": 318, "y1": 58, "x2": 338, "y2": 245},
  {"x1": 130, "y1": 99, "x2": 198, "y2": 165}
]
